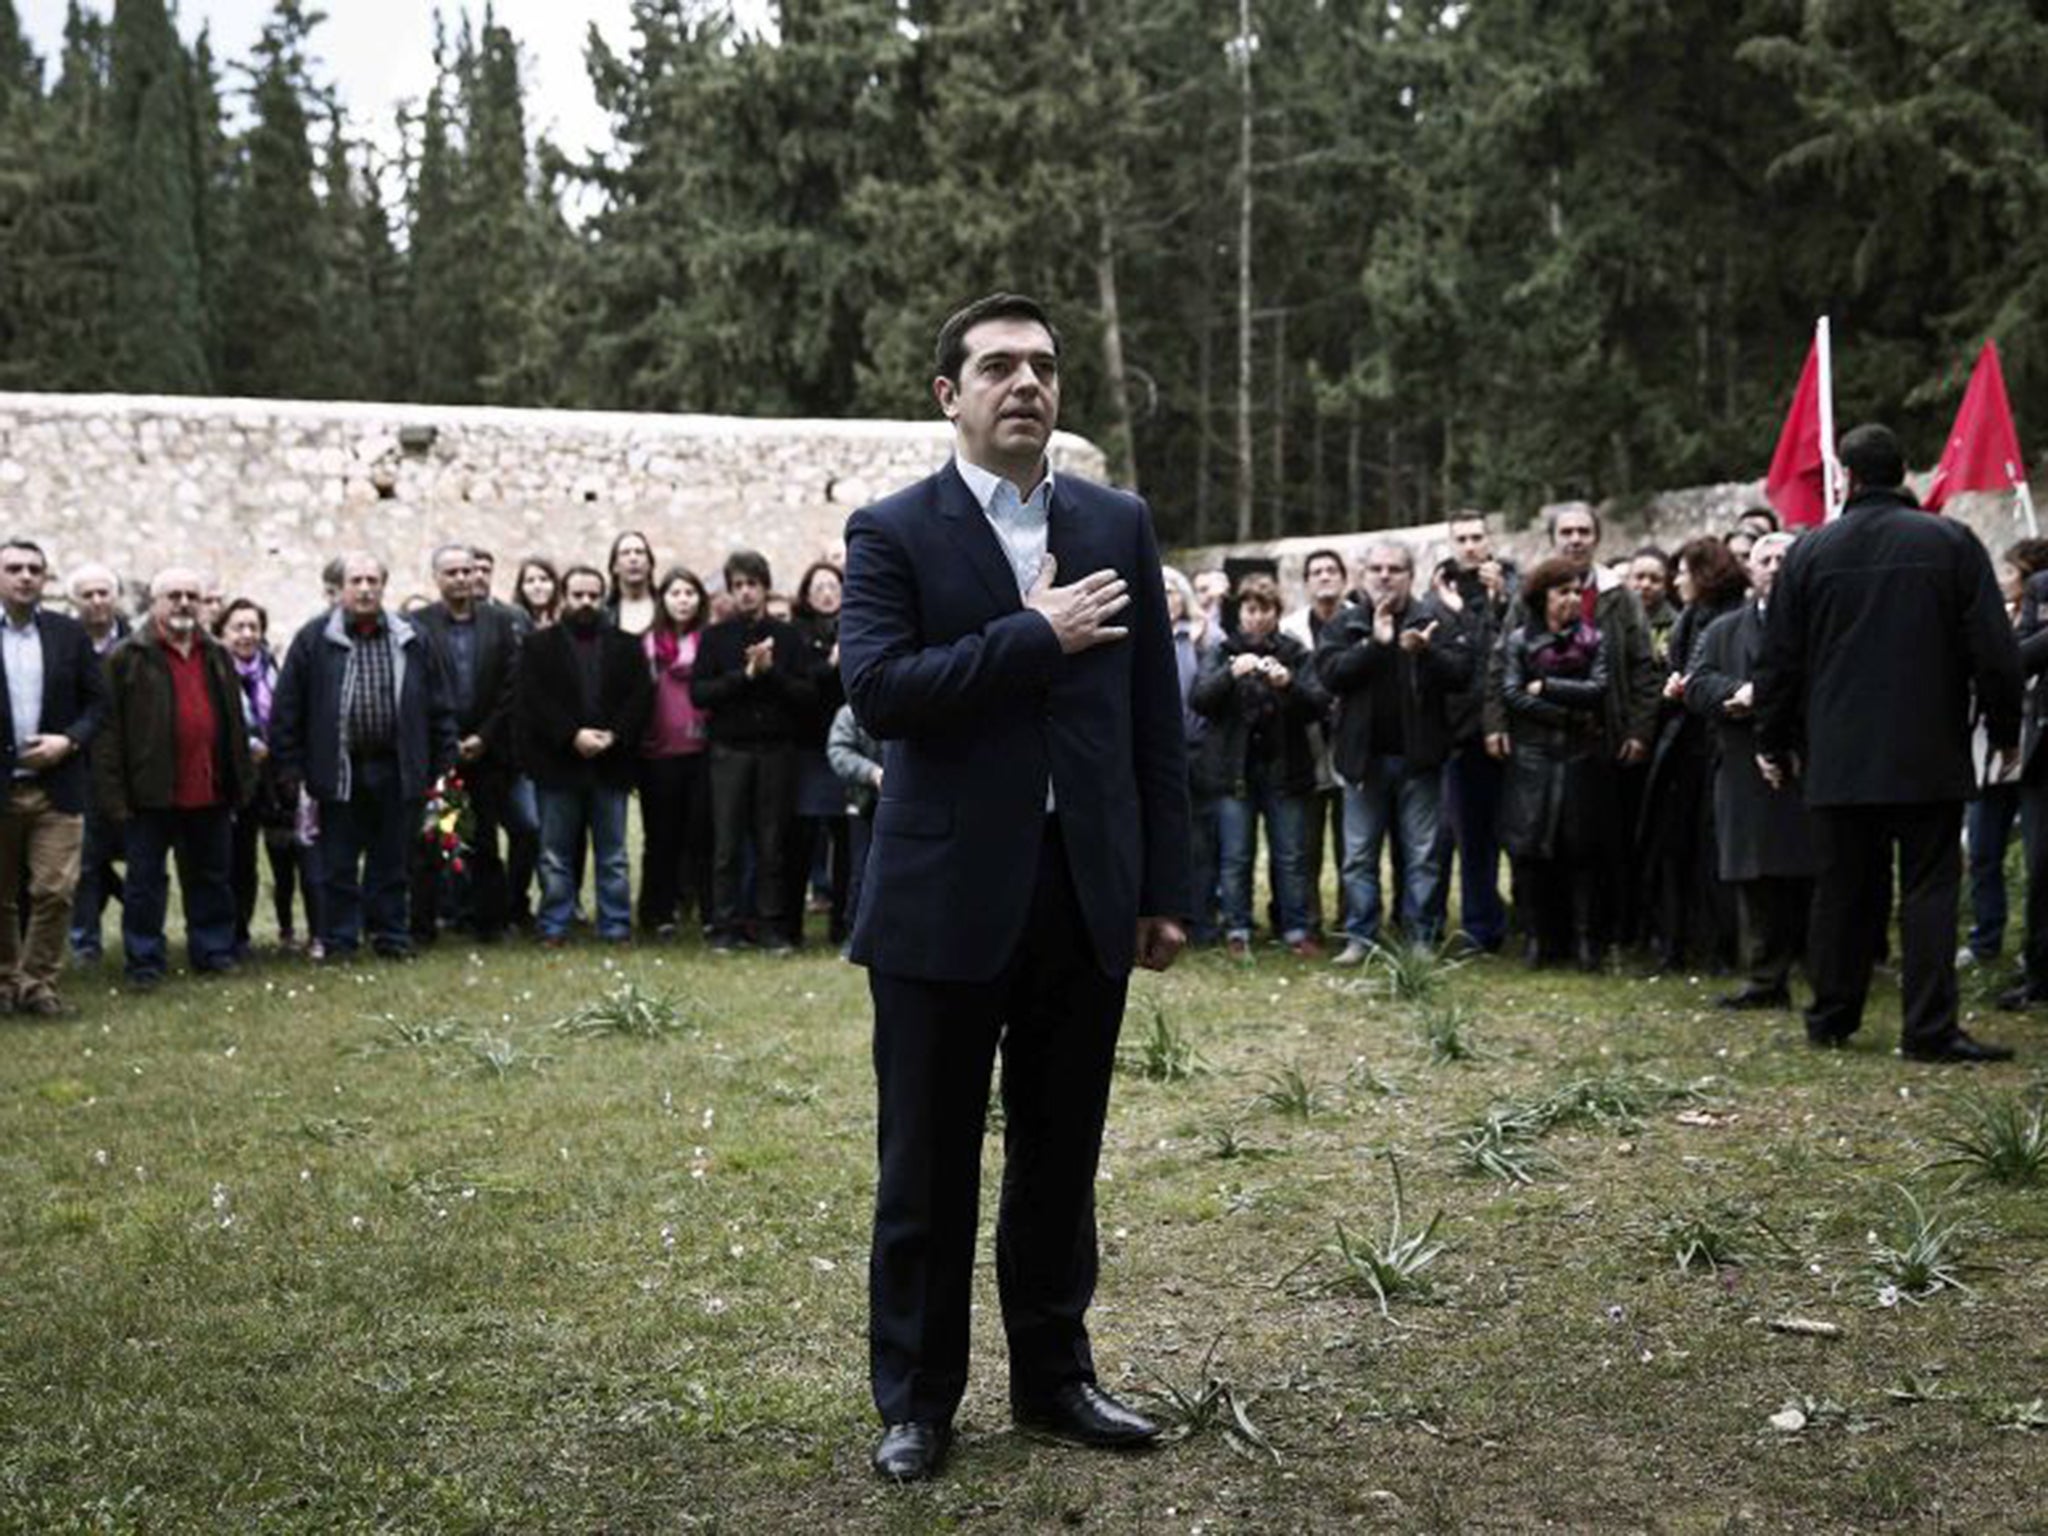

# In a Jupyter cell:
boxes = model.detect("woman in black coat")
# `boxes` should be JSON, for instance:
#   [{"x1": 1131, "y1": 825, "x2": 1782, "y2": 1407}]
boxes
[{"x1": 1498, "y1": 558, "x2": 1613, "y2": 970}]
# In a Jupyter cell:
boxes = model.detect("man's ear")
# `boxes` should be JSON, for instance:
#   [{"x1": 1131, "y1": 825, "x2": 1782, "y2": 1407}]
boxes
[{"x1": 933, "y1": 375, "x2": 960, "y2": 421}]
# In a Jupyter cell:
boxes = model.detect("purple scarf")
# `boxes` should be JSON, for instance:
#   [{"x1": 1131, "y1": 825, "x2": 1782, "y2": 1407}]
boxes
[
  {"x1": 1529, "y1": 619, "x2": 1601, "y2": 678},
  {"x1": 234, "y1": 650, "x2": 275, "y2": 735}
]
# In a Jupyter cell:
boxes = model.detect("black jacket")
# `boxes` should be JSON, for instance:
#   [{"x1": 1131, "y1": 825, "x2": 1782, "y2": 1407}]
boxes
[
  {"x1": 411, "y1": 601, "x2": 523, "y2": 776},
  {"x1": 1686, "y1": 602, "x2": 1816, "y2": 881},
  {"x1": 691, "y1": 615, "x2": 818, "y2": 746},
  {"x1": 2012, "y1": 572, "x2": 2048, "y2": 781},
  {"x1": 1188, "y1": 629, "x2": 1329, "y2": 798},
  {"x1": 1314, "y1": 593, "x2": 1472, "y2": 778},
  {"x1": 272, "y1": 608, "x2": 458, "y2": 805},
  {"x1": 517, "y1": 621, "x2": 654, "y2": 791},
  {"x1": 1755, "y1": 487, "x2": 2022, "y2": 806},
  {"x1": 0, "y1": 609, "x2": 105, "y2": 814},
  {"x1": 95, "y1": 627, "x2": 255, "y2": 820}
]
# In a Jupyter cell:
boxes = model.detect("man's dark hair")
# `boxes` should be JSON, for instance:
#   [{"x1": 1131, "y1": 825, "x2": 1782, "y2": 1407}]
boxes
[
  {"x1": 1544, "y1": 502, "x2": 1602, "y2": 543},
  {"x1": 1629, "y1": 544, "x2": 1670, "y2": 571},
  {"x1": 2005, "y1": 537, "x2": 2048, "y2": 579},
  {"x1": 1234, "y1": 573, "x2": 1283, "y2": 613},
  {"x1": 724, "y1": 549, "x2": 772, "y2": 590},
  {"x1": 472, "y1": 547, "x2": 495, "y2": 566},
  {"x1": 320, "y1": 556, "x2": 346, "y2": 590},
  {"x1": 1737, "y1": 505, "x2": 1780, "y2": 533},
  {"x1": 0, "y1": 538, "x2": 47, "y2": 566},
  {"x1": 1302, "y1": 548, "x2": 1346, "y2": 581},
  {"x1": 1840, "y1": 424, "x2": 1906, "y2": 490},
  {"x1": 934, "y1": 293, "x2": 1061, "y2": 384},
  {"x1": 561, "y1": 564, "x2": 607, "y2": 596}
]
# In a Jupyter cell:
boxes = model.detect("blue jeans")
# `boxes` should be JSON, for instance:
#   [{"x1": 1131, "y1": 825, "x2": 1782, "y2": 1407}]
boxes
[
  {"x1": 1217, "y1": 781, "x2": 1309, "y2": 941},
  {"x1": 1188, "y1": 789, "x2": 1222, "y2": 944},
  {"x1": 122, "y1": 805, "x2": 236, "y2": 980},
  {"x1": 1966, "y1": 782, "x2": 2019, "y2": 959},
  {"x1": 1443, "y1": 744, "x2": 1507, "y2": 948},
  {"x1": 1340, "y1": 757, "x2": 1444, "y2": 946},
  {"x1": 319, "y1": 755, "x2": 416, "y2": 956},
  {"x1": 537, "y1": 783, "x2": 631, "y2": 940}
]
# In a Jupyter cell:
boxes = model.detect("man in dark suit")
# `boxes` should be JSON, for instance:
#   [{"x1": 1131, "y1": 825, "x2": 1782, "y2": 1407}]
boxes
[
  {"x1": 515, "y1": 565, "x2": 652, "y2": 945},
  {"x1": 0, "y1": 538, "x2": 106, "y2": 1014},
  {"x1": 408, "y1": 544, "x2": 522, "y2": 945},
  {"x1": 840, "y1": 293, "x2": 1192, "y2": 1483},
  {"x1": 1755, "y1": 423, "x2": 2023, "y2": 1062}
]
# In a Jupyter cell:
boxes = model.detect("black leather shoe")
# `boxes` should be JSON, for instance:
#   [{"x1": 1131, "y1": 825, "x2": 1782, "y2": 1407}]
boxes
[
  {"x1": 1013, "y1": 1382, "x2": 1161, "y2": 1449},
  {"x1": 1805, "y1": 1028, "x2": 1852, "y2": 1050},
  {"x1": 1995, "y1": 984, "x2": 2048, "y2": 1012},
  {"x1": 1901, "y1": 1032, "x2": 2016, "y2": 1065},
  {"x1": 872, "y1": 1421, "x2": 951, "y2": 1482},
  {"x1": 1717, "y1": 986, "x2": 1790, "y2": 1011}
]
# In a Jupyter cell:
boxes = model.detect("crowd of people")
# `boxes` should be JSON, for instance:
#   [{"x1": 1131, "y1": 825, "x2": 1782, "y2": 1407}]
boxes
[
  {"x1": 0, "y1": 424, "x2": 2031, "y2": 1068},
  {"x1": 0, "y1": 533, "x2": 875, "y2": 1013}
]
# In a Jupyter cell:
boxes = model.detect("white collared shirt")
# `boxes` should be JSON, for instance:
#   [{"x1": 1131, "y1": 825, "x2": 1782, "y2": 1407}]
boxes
[
  {"x1": 955, "y1": 452, "x2": 1054, "y2": 597},
  {"x1": 1, "y1": 611, "x2": 42, "y2": 776}
]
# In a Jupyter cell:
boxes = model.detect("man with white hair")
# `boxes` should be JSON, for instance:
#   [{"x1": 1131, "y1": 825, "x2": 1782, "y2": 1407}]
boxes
[
  {"x1": 273, "y1": 552, "x2": 457, "y2": 960},
  {"x1": 65, "y1": 560, "x2": 130, "y2": 963},
  {"x1": 95, "y1": 566, "x2": 252, "y2": 988},
  {"x1": 1683, "y1": 532, "x2": 1815, "y2": 1010}
]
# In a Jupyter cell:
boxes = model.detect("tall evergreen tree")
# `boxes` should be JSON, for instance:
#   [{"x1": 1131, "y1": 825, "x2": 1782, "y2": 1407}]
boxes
[
  {"x1": 186, "y1": 27, "x2": 237, "y2": 387},
  {"x1": 405, "y1": 22, "x2": 483, "y2": 403},
  {"x1": 0, "y1": 0, "x2": 39, "y2": 113},
  {"x1": 221, "y1": 0, "x2": 327, "y2": 397},
  {"x1": 106, "y1": 0, "x2": 208, "y2": 392}
]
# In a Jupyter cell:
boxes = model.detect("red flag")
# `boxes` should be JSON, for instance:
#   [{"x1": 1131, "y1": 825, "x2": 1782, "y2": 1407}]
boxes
[
  {"x1": 1766, "y1": 337, "x2": 1829, "y2": 528},
  {"x1": 1925, "y1": 340, "x2": 2026, "y2": 512}
]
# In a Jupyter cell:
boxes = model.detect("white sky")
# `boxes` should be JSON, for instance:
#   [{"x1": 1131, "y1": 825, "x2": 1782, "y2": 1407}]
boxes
[{"x1": 19, "y1": 1, "x2": 645, "y2": 165}]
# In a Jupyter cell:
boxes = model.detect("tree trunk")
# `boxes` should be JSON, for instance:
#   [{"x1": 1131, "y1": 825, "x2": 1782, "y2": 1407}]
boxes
[
  {"x1": 1234, "y1": 0, "x2": 1254, "y2": 542},
  {"x1": 1195, "y1": 318, "x2": 1212, "y2": 546},
  {"x1": 1094, "y1": 191, "x2": 1138, "y2": 489},
  {"x1": 1269, "y1": 308, "x2": 1286, "y2": 540}
]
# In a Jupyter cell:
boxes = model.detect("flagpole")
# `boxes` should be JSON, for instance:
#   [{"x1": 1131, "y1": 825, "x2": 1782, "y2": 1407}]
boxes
[
  {"x1": 2015, "y1": 473, "x2": 2040, "y2": 537},
  {"x1": 1817, "y1": 316, "x2": 1842, "y2": 518}
]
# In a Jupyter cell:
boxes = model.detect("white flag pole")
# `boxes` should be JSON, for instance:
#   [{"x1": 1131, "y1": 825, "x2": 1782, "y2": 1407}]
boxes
[
  {"x1": 2013, "y1": 464, "x2": 2039, "y2": 537},
  {"x1": 1817, "y1": 316, "x2": 1843, "y2": 518}
]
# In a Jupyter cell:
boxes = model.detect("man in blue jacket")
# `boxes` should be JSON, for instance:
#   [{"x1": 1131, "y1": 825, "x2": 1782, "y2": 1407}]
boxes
[
  {"x1": 839, "y1": 294, "x2": 1192, "y2": 1482},
  {"x1": 0, "y1": 538, "x2": 105, "y2": 1014},
  {"x1": 272, "y1": 552, "x2": 457, "y2": 960}
]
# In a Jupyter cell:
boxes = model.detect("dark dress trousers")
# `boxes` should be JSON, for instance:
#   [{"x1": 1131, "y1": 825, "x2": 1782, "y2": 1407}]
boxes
[
  {"x1": 2008, "y1": 572, "x2": 2048, "y2": 994},
  {"x1": 839, "y1": 461, "x2": 1191, "y2": 1427},
  {"x1": 1755, "y1": 487, "x2": 2022, "y2": 1047}
]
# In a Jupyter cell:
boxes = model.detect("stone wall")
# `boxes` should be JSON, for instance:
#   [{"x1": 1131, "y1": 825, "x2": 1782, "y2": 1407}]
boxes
[
  {"x1": 1173, "y1": 479, "x2": 2036, "y2": 612},
  {"x1": 0, "y1": 393, "x2": 1108, "y2": 632}
]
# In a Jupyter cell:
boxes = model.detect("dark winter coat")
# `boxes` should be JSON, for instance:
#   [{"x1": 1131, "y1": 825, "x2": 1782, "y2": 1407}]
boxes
[
  {"x1": 1495, "y1": 620, "x2": 1609, "y2": 860},
  {"x1": 690, "y1": 615, "x2": 818, "y2": 746},
  {"x1": 517, "y1": 621, "x2": 654, "y2": 792},
  {"x1": 1482, "y1": 571, "x2": 1659, "y2": 755},
  {"x1": 95, "y1": 627, "x2": 254, "y2": 820},
  {"x1": 1755, "y1": 487, "x2": 2021, "y2": 806},
  {"x1": 1685, "y1": 601, "x2": 1816, "y2": 882},
  {"x1": 410, "y1": 601, "x2": 524, "y2": 779},
  {"x1": 1188, "y1": 629, "x2": 1329, "y2": 798},
  {"x1": 1314, "y1": 593, "x2": 1472, "y2": 779},
  {"x1": 272, "y1": 607, "x2": 458, "y2": 805}
]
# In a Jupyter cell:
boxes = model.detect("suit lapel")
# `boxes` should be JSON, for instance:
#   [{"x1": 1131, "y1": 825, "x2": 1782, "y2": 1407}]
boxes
[{"x1": 938, "y1": 462, "x2": 1026, "y2": 615}]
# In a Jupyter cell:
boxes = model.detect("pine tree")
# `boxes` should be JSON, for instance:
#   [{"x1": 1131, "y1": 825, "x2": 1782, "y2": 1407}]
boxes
[
  {"x1": 0, "y1": 0, "x2": 39, "y2": 113},
  {"x1": 221, "y1": 0, "x2": 327, "y2": 397},
  {"x1": 106, "y1": 0, "x2": 209, "y2": 392},
  {"x1": 405, "y1": 20, "x2": 482, "y2": 403},
  {"x1": 187, "y1": 27, "x2": 237, "y2": 388}
]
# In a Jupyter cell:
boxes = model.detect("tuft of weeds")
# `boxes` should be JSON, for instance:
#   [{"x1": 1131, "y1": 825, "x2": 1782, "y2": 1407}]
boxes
[
  {"x1": 298, "y1": 1115, "x2": 374, "y2": 1146},
  {"x1": 1138, "y1": 1337, "x2": 1279, "y2": 1462},
  {"x1": 1118, "y1": 1003, "x2": 1210, "y2": 1083},
  {"x1": 1301, "y1": 1152, "x2": 1447, "y2": 1316},
  {"x1": 1654, "y1": 1199, "x2": 1790, "y2": 1274},
  {"x1": 1344, "y1": 1058, "x2": 1401, "y2": 1098},
  {"x1": 1448, "y1": 1108, "x2": 1556, "y2": 1186},
  {"x1": 1538, "y1": 1072, "x2": 1705, "y2": 1132},
  {"x1": 466, "y1": 1031, "x2": 546, "y2": 1079},
  {"x1": 551, "y1": 981, "x2": 700, "y2": 1041},
  {"x1": 1362, "y1": 939, "x2": 1467, "y2": 1004},
  {"x1": 355, "y1": 1015, "x2": 469, "y2": 1054},
  {"x1": 1416, "y1": 1000, "x2": 1482, "y2": 1064},
  {"x1": 1205, "y1": 1122, "x2": 1280, "y2": 1161},
  {"x1": 1866, "y1": 1184, "x2": 1971, "y2": 1302},
  {"x1": 1254, "y1": 1062, "x2": 1324, "y2": 1120},
  {"x1": 1926, "y1": 1091, "x2": 2048, "y2": 1188}
]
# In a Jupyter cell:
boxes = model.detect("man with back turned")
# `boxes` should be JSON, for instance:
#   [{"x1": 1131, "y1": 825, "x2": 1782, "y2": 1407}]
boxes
[
  {"x1": 1754, "y1": 423, "x2": 2022, "y2": 1063},
  {"x1": 838, "y1": 293, "x2": 1192, "y2": 1482}
]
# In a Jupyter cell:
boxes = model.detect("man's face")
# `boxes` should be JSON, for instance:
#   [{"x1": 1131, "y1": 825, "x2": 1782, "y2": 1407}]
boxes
[
  {"x1": 1552, "y1": 511, "x2": 1598, "y2": 569},
  {"x1": 1361, "y1": 548, "x2": 1413, "y2": 608},
  {"x1": 0, "y1": 546, "x2": 47, "y2": 611},
  {"x1": 1305, "y1": 556, "x2": 1346, "y2": 602},
  {"x1": 1749, "y1": 540, "x2": 1788, "y2": 601},
  {"x1": 613, "y1": 537, "x2": 651, "y2": 587},
  {"x1": 472, "y1": 556, "x2": 495, "y2": 600},
  {"x1": 151, "y1": 571, "x2": 203, "y2": 637},
  {"x1": 936, "y1": 317, "x2": 1060, "y2": 470},
  {"x1": 1448, "y1": 520, "x2": 1492, "y2": 569},
  {"x1": 562, "y1": 575, "x2": 606, "y2": 618},
  {"x1": 343, "y1": 561, "x2": 386, "y2": 619},
  {"x1": 1628, "y1": 556, "x2": 1668, "y2": 610},
  {"x1": 434, "y1": 550, "x2": 478, "y2": 607},
  {"x1": 199, "y1": 584, "x2": 225, "y2": 627},
  {"x1": 71, "y1": 574, "x2": 117, "y2": 631},
  {"x1": 1239, "y1": 600, "x2": 1279, "y2": 639},
  {"x1": 729, "y1": 573, "x2": 766, "y2": 618}
]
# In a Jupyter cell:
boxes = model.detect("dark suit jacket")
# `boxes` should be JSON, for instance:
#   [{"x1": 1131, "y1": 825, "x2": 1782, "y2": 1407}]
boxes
[
  {"x1": 1755, "y1": 488, "x2": 2022, "y2": 807},
  {"x1": 2012, "y1": 571, "x2": 2048, "y2": 780},
  {"x1": 0, "y1": 608, "x2": 106, "y2": 814},
  {"x1": 516, "y1": 622, "x2": 653, "y2": 792},
  {"x1": 839, "y1": 463, "x2": 1192, "y2": 981},
  {"x1": 411, "y1": 602, "x2": 523, "y2": 776}
]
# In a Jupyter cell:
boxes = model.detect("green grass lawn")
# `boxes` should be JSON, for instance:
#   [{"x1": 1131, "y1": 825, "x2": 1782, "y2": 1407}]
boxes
[{"x1": 3, "y1": 929, "x2": 2046, "y2": 1533}]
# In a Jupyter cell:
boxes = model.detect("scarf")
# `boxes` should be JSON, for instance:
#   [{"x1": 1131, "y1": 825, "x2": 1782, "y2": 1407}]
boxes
[
  {"x1": 234, "y1": 650, "x2": 275, "y2": 735},
  {"x1": 1529, "y1": 619, "x2": 1601, "y2": 679}
]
